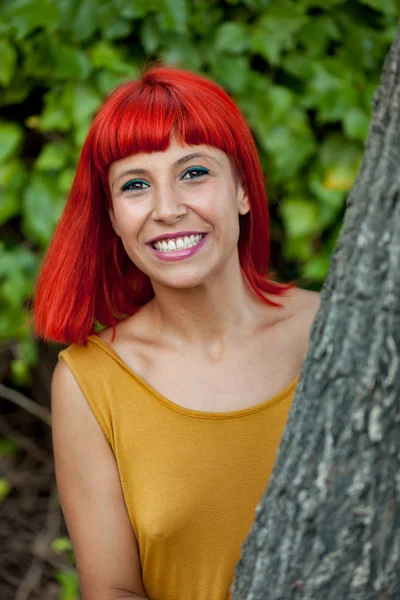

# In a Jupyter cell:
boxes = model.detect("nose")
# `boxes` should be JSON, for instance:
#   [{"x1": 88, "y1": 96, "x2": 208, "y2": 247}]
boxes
[{"x1": 151, "y1": 185, "x2": 187, "y2": 224}]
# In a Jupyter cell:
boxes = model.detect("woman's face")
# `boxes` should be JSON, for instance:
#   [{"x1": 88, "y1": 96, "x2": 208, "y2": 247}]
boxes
[{"x1": 108, "y1": 140, "x2": 249, "y2": 290}]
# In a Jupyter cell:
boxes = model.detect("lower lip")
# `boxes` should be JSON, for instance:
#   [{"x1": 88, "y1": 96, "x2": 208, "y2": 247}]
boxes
[{"x1": 148, "y1": 235, "x2": 208, "y2": 262}]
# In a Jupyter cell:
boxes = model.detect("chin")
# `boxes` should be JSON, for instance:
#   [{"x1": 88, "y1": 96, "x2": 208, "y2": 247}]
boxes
[{"x1": 152, "y1": 271, "x2": 211, "y2": 291}]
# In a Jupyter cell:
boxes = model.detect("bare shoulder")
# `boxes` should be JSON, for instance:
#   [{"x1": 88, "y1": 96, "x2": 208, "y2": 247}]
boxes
[
  {"x1": 288, "y1": 287, "x2": 321, "y2": 318},
  {"x1": 281, "y1": 286, "x2": 321, "y2": 359}
]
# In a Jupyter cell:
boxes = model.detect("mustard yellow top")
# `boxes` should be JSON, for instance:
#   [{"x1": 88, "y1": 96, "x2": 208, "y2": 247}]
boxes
[{"x1": 59, "y1": 336, "x2": 297, "y2": 600}]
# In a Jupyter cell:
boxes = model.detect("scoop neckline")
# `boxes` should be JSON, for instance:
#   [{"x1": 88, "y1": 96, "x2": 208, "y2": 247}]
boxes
[{"x1": 88, "y1": 335, "x2": 299, "y2": 420}]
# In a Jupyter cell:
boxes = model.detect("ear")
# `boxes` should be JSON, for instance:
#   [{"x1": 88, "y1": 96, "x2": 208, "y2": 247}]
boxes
[
  {"x1": 109, "y1": 208, "x2": 121, "y2": 237},
  {"x1": 237, "y1": 185, "x2": 250, "y2": 216}
]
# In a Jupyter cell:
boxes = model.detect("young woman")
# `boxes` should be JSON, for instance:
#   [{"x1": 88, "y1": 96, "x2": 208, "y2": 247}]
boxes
[{"x1": 34, "y1": 65, "x2": 320, "y2": 600}]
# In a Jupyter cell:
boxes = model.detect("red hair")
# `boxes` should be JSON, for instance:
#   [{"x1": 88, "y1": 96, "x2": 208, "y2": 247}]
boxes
[{"x1": 33, "y1": 65, "x2": 291, "y2": 344}]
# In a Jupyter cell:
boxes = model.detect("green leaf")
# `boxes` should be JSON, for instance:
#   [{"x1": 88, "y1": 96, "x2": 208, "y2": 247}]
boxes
[
  {"x1": 302, "y1": 61, "x2": 360, "y2": 123},
  {"x1": 11, "y1": 359, "x2": 31, "y2": 386},
  {"x1": 70, "y1": 0, "x2": 98, "y2": 41},
  {"x1": 301, "y1": 252, "x2": 332, "y2": 282},
  {"x1": 295, "y1": 16, "x2": 341, "y2": 57},
  {"x1": 281, "y1": 197, "x2": 320, "y2": 238},
  {"x1": 156, "y1": 0, "x2": 188, "y2": 34},
  {"x1": 0, "y1": 189, "x2": 20, "y2": 225},
  {"x1": 283, "y1": 235, "x2": 314, "y2": 262},
  {"x1": 51, "y1": 537, "x2": 74, "y2": 555},
  {"x1": 58, "y1": 168, "x2": 75, "y2": 194},
  {"x1": 140, "y1": 18, "x2": 161, "y2": 53},
  {"x1": 262, "y1": 125, "x2": 316, "y2": 179},
  {"x1": 318, "y1": 133, "x2": 362, "y2": 191},
  {"x1": 251, "y1": 9, "x2": 307, "y2": 66},
  {"x1": 343, "y1": 107, "x2": 370, "y2": 141},
  {"x1": 299, "y1": 0, "x2": 347, "y2": 5},
  {"x1": 0, "y1": 245, "x2": 38, "y2": 327},
  {"x1": 23, "y1": 35, "x2": 91, "y2": 81},
  {"x1": 210, "y1": 55, "x2": 250, "y2": 94},
  {"x1": 0, "y1": 478, "x2": 11, "y2": 501},
  {"x1": 0, "y1": 40, "x2": 17, "y2": 86},
  {"x1": 39, "y1": 88, "x2": 71, "y2": 132},
  {"x1": 0, "y1": 439, "x2": 19, "y2": 458},
  {"x1": 308, "y1": 172, "x2": 345, "y2": 227},
  {"x1": 103, "y1": 19, "x2": 132, "y2": 40},
  {"x1": 89, "y1": 41, "x2": 132, "y2": 75},
  {"x1": 16, "y1": 337, "x2": 38, "y2": 366},
  {"x1": 283, "y1": 54, "x2": 313, "y2": 79},
  {"x1": 55, "y1": 570, "x2": 80, "y2": 600},
  {"x1": 70, "y1": 84, "x2": 102, "y2": 125},
  {"x1": 160, "y1": 37, "x2": 202, "y2": 70},
  {"x1": 7, "y1": 0, "x2": 61, "y2": 40},
  {"x1": 359, "y1": 0, "x2": 400, "y2": 14},
  {"x1": 22, "y1": 172, "x2": 65, "y2": 245},
  {"x1": 0, "y1": 121, "x2": 23, "y2": 163},
  {"x1": 35, "y1": 142, "x2": 69, "y2": 171},
  {"x1": 116, "y1": 0, "x2": 149, "y2": 19},
  {"x1": 214, "y1": 22, "x2": 249, "y2": 54}
]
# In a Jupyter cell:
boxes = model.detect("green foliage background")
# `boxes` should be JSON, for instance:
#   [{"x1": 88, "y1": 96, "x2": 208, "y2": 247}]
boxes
[{"x1": 1, "y1": 0, "x2": 399, "y2": 383}]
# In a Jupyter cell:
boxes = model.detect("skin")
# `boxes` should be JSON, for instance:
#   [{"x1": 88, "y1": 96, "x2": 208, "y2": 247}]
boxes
[
  {"x1": 104, "y1": 139, "x2": 320, "y2": 411},
  {"x1": 52, "y1": 139, "x2": 320, "y2": 599}
]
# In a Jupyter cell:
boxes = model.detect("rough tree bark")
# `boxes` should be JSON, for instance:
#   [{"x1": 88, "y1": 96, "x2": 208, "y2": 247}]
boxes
[{"x1": 231, "y1": 28, "x2": 400, "y2": 600}]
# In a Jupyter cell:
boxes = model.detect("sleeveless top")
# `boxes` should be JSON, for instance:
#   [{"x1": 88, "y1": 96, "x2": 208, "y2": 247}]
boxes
[{"x1": 59, "y1": 335, "x2": 298, "y2": 600}]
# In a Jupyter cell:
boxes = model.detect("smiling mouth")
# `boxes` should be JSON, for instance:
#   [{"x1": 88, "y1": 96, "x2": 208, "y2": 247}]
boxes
[{"x1": 151, "y1": 234, "x2": 206, "y2": 252}]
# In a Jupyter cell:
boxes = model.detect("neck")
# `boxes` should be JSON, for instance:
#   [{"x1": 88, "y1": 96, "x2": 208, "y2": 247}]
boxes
[{"x1": 147, "y1": 257, "x2": 267, "y2": 359}]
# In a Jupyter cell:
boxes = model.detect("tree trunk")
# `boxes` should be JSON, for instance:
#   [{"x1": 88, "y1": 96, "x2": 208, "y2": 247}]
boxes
[{"x1": 231, "y1": 28, "x2": 400, "y2": 600}]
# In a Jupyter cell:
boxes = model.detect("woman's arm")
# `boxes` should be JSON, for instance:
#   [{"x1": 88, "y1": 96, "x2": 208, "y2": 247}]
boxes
[{"x1": 52, "y1": 360, "x2": 148, "y2": 600}]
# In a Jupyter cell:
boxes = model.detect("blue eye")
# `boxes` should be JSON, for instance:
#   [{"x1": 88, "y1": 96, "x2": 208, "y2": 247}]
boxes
[
  {"x1": 121, "y1": 179, "x2": 149, "y2": 192},
  {"x1": 181, "y1": 166, "x2": 209, "y2": 180}
]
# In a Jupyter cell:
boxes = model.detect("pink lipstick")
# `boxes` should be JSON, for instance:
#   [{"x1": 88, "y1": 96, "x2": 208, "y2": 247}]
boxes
[{"x1": 148, "y1": 234, "x2": 209, "y2": 262}]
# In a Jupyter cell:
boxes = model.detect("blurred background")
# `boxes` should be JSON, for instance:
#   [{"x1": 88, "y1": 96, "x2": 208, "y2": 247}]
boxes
[{"x1": 0, "y1": 0, "x2": 399, "y2": 598}]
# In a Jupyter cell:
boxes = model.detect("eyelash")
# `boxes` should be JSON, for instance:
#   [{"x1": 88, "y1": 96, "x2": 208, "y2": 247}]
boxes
[{"x1": 120, "y1": 166, "x2": 210, "y2": 193}]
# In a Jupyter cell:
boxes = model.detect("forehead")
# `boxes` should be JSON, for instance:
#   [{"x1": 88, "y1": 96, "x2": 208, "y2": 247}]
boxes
[{"x1": 108, "y1": 142, "x2": 229, "y2": 178}]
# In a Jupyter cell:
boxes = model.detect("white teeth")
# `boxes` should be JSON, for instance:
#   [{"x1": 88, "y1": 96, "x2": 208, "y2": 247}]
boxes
[{"x1": 152, "y1": 234, "x2": 205, "y2": 252}]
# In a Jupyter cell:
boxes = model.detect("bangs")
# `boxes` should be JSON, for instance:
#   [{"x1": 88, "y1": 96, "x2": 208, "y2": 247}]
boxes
[{"x1": 91, "y1": 79, "x2": 238, "y2": 175}]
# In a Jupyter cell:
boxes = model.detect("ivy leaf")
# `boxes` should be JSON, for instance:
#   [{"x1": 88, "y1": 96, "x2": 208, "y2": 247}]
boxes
[
  {"x1": 160, "y1": 37, "x2": 202, "y2": 70},
  {"x1": 140, "y1": 18, "x2": 161, "y2": 53},
  {"x1": 69, "y1": 0, "x2": 98, "y2": 41},
  {"x1": 281, "y1": 197, "x2": 321, "y2": 238},
  {"x1": 0, "y1": 40, "x2": 17, "y2": 86},
  {"x1": 0, "y1": 245, "x2": 38, "y2": 311},
  {"x1": 0, "y1": 121, "x2": 23, "y2": 163},
  {"x1": 70, "y1": 84, "x2": 102, "y2": 126},
  {"x1": 0, "y1": 439, "x2": 19, "y2": 458},
  {"x1": 23, "y1": 35, "x2": 91, "y2": 81},
  {"x1": 0, "y1": 190, "x2": 20, "y2": 225},
  {"x1": 35, "y1": 142, "x2": 69, "y2": 171},
  {"x1": 343, "y1": 107, "x2": 370, "y2": 141},
  {"x1": 301, "y1": 252, "x2": 332, "y2": 283},
  {"x1": 7, "y1": 0, "x2": 61, "y2": 40},
  {"x1": 22, "y1": 172, "x2": 65, "y2": 245},
  {"x1": 39, "y1": 88, "x2": 71, "y2": 132},
  {"x1": 359, "y1": 0, "x2": 400, "y2": 14},
  {"x1": 116, "y1": 0, "x2": 149, "y2": 19},
  {"x1": 214, "y1": 22, "x2": 249, "y2": 54},
  {"x1": 251, "y1": 8, "x2": 307, "y2": 66},
  {"x1": 0, "y1": 479, "x2": 11, "y2": 501},
  {"x1": 51, "y1": 537, "x2": 74, "y2": 555},
  {"x1": 156, "y1": 0, "x2": 188, "y2": 34},
  {"x1": 210, "y1": 55, "x2": 250, "y2": 94},
  {"x1": 55, "y1": 570, "x2": 80, "y2": 600},
  {"x1": 89, "y1": 41, "x2": 132, "y2": 75}
]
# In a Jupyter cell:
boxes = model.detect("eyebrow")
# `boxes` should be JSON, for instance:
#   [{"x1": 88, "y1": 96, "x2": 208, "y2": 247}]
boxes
[{"x1": 111, "y1": 152, "x2": 221, "y2": 186}]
